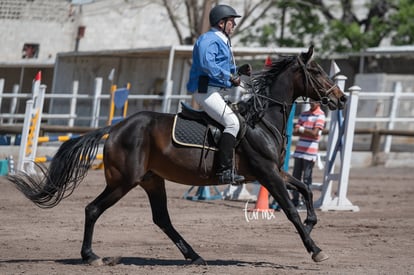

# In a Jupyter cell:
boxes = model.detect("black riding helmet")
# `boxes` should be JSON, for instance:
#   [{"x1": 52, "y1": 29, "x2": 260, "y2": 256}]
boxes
[{"x1": 209, "y1": 4, "x2": 241, "y2": 27}]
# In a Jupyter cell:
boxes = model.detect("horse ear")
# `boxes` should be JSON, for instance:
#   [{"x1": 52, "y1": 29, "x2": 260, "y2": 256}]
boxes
[
  {"x1": 308, "y1": 45, "x2": 314, "y2": 58},
  {"x1": 300, "y1": 45, "x2": 314, "y2": 64}
]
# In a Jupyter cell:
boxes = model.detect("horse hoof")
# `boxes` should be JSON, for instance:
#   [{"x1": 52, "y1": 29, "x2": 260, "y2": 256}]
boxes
[
  {"x1": 312, "y1": 251, "x2": 329, "y2": 262},
  {"x1": 89, "y1": 258, "x2": 105, "y2": 266},
  {"x1": 87, "y1": 256, "x2": 121, "y2": 266},
  {"x1": 191, "y1": 257, "x2": 207, "y2": 265}
]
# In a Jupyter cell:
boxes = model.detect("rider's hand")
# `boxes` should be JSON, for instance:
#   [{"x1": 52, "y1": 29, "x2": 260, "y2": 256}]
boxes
[
  {"x1": 230, "y1": 75, "x2": 241, "y2": 86},
  {"x1": 237, "y1": 63, "x2": 252, "y2": 76}
]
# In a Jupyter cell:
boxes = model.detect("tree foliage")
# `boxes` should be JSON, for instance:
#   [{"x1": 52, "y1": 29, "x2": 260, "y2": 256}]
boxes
[
  {"x1": 159, "y1": 0, "x2": 414, "y2": 54},
  {"x1": 389, "y1": 0, "x2": 414, "y2": 45},
  {"x1": 157, "y1": 0, "x2": 278, "y2": 45}
]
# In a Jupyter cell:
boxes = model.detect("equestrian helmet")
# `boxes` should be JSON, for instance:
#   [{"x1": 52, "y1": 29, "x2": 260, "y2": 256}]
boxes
[{"x1": 209, "y1": 5, "x2": 241, "y2": 26}]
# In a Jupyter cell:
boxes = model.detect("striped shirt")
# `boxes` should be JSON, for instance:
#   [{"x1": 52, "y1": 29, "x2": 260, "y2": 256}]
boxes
[{"x1": 292, "y1": 106, "x2": 326, "y2": 161}]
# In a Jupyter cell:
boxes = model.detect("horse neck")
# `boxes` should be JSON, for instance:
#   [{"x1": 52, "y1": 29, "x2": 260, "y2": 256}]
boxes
[
  {"x1": 262, "y1": 103, "x2": 292, "y2": 139},
  {"x1": 264, "y1": 76, "x2": 296, "y2": 135}
]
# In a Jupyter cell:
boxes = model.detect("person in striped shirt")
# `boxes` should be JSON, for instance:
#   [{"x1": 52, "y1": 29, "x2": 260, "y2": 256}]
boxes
[{"x1": 291, "y1": 100, "x2": 326, "y2": 208}]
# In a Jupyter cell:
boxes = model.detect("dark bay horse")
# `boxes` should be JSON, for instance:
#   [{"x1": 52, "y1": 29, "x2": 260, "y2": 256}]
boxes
[{"x1": 8, "y1": 46, "x2": 346, "y2": 265}]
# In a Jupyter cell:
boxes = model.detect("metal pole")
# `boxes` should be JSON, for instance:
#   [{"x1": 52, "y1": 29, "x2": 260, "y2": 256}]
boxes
[
  {"x1": 162, "y1": 46, "x2": 175, "y2": 113},
  {"x1": 283, "y1": 103, "x2": 296, "y2": 172},
  {"x1": 0, "y1": 79, "x2": 4, "y2": 123},
  {"x1": 384, "y1": 81, "x2": 401, "y2": 153},
  {"x1": 8, "y1": 84, "x2": 19, "y2": 124},
  {"x1": 91, "y1": 77, "x2": 102, "y2": 127},
  {"x1": 69, "y1": 80, "x2": 79, "y2": 127}
]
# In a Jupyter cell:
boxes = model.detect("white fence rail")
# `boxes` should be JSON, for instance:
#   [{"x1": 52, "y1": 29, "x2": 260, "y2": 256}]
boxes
[
  {"x1": 0, "y1": 78, "x2": 192, "y2": 127},
  {"x1": 1, "y1": 78, "x2": 414, "y2": 153},
  {"x1": 352, "y1": 82, "x2": 414, "y2": 153}
]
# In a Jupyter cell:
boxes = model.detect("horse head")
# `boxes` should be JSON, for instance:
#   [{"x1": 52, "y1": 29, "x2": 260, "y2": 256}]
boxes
[
  {"x1": 296, "y1": 45, "x2": 347, "y2": 110},
  {"x1": 241, "y1": 46, "x2": 346, "y2": 127}
]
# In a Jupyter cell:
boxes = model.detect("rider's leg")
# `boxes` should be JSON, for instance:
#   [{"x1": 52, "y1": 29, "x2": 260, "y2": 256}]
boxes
[
  {"x1": 193, "y1": 88, "x2": 244, "y2": 184},
  {"x1": 216, "y1": 132, "x2": 245, "y2": 184}
]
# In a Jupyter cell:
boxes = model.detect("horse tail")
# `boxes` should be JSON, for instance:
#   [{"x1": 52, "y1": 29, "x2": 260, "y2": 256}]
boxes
[{"x1": 8, "y1": 126, "x2": 112, "y2": 209}]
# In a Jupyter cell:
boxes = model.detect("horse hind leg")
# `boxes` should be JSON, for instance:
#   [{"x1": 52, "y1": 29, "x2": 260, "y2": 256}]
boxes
[
  {"x1": 140, "y1": 174, "x2": 206, "y2": 265},
  {"x1": 81, "y1": 183, "x2": 136, "y2": 266}
]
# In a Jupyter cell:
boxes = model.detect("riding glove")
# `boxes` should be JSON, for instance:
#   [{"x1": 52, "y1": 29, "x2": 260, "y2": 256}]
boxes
[
  {"x1": 230, "y1": 75, "x2": 241, "y2": 86},
  {"x1": 237, "y1": 63, "x2": 252, "y2": 76}
]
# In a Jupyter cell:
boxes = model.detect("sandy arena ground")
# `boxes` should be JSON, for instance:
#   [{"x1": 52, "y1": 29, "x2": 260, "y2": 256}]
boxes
[{"x1": 0, "y1": 166, "x2": 413, "y2": 275}]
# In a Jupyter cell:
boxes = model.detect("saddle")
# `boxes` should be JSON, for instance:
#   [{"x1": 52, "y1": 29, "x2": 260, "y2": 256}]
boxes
[{"x1": 172, "y1": 102, "x2": 245, "y2": 150}]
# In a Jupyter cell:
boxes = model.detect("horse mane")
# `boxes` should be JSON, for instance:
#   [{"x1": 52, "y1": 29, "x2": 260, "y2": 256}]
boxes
[
  {"x1": 238, "y1": 55, "x2": 297, "y2": 127},
  {"x1": 250, "y1": 55, "x2": 297, "y2": 93}
]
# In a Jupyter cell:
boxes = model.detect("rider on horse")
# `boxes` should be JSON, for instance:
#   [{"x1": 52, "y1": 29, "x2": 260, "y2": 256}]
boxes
[{"x1": 187, "y1": 4, "x2": 251, "y2": 185}]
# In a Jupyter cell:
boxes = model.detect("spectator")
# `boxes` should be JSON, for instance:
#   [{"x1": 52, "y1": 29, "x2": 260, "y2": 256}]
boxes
[{"x1": 291, "y1": 100, "x2": 326, "y2": 209}]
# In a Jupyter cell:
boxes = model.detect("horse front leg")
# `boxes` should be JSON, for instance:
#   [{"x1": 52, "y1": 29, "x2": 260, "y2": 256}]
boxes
[
  {"x1": 263, "y1": 176, "x2": 329, "y2": 262},
  {"x1": 140, "y1": 175, "x2": 206, "y2": 265},
  {"x1": 284, "y1": 172, "x2": 317, "y2": 234}
]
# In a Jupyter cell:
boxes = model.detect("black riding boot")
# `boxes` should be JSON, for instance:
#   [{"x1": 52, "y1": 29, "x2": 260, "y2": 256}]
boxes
[{"x1": 216, "y1": 133, "x2": 245, "y2": 184}]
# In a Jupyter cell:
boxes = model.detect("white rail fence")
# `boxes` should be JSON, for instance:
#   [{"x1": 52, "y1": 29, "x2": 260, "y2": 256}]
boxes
[
  {"x1": 350, "y1": 82, "x2": 414, "y2": 153},
  {"x1": 0, "y1": 77, "x2": 192, "y2": 128},
  {"x1": 1, "y1": 77, "x2": 414, "y2": 153}
]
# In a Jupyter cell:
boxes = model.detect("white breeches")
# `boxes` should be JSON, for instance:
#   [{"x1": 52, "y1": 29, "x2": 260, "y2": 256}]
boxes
[{"x1": 193, "y1": 86, "x2": 240, "y2": 138}]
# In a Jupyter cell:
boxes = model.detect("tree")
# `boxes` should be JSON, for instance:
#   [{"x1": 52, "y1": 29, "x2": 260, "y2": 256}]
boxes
[
  {"x1": 159, "y1": 0, "x2": 414, "y2": 54},
  {"x1": 389, "y1": 0, "x2": 414, "y2": 45},
  {"x1": 158, "y1": 0, "x2": 278, "y2": 45},
  {"x1": 241, "y1": 0, "x2": 414, "y2": 54},
  {"x1": 318, "y1": 0, "x2": 397, "y2": 53}
]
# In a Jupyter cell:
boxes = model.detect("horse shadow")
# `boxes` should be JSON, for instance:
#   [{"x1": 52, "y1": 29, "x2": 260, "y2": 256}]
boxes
[{"x1": 1, "y1": 257, "x2": 303, "y2": 270}]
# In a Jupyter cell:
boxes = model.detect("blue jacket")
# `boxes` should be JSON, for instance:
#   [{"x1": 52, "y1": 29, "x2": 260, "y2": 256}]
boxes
[{"x1": 187, "y1": 28, "x2": 236, "y2": 93}]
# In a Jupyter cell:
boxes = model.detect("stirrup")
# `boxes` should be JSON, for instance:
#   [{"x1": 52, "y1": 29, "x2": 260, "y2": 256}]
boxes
[{"x1": 217, "y1": 170, "x2": 245, "y2": 185}]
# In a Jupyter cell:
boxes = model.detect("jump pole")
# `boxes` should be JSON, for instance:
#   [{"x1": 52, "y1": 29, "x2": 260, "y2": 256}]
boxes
[
  {"x1": 313, "y1": 74, "x2": 360, "y2": 212},
  {"x1": 17, "y1": 71, "x2": 46, "y2": 174},
  {"x1": 17, "y1": 74, "x2": 106, "y2": 170}
]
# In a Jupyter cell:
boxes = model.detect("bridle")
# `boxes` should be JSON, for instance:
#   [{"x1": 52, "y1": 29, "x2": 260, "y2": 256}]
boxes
[
  {"x1": 246, "y1": 56, "x2": 338, "y2": 109},
  {"x1": 238, "y1": 54, "x2": 341, "y2": 161},
  {"x1": 240, "y1": 55, "x2": 342, "y2": 127},
  {"x1": 296, "y1": 56, "x2": 337, "y2": 106}
]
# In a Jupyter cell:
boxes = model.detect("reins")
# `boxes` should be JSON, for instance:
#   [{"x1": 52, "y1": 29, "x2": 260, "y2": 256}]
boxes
[
  {"x1": 296, "y1": 56, "x2": 337, "y2": 106},
  {"x1": 239, "y1": 54, "x2": 336, "y2": 141},
  {"x1": 245, "y1": 55, "x2": 337, "y2": 110}
]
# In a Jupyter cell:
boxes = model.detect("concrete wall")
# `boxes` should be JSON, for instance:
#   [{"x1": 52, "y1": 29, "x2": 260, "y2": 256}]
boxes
[
  {"x1": 0, "y1": 0, "x2": 74, "y2": 62},
  {"x1": 78, "y1": 0, "x2": 181, "y2": 51},
  {"x1": 0, "y1": 0, "x2": 181, "y2": 62}
]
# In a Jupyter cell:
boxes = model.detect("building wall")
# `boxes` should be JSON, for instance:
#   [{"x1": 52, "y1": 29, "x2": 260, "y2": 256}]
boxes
[
  {"x1": 0, "y1": 0, "x2": 74, "y2": 62},
  {"x1": 0, "y1": 0, "x2": 181, "y2": 62},
  {"x1": 0, "y1": 0, "x2": 393, "y2": 63},
  {"x1": 78, "y1": 0, "x2": 181, "y2": 51}
]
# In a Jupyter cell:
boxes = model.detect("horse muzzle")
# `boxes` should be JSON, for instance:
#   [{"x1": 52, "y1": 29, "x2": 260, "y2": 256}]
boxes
[{"x1": 324, "y1": 94, "x2": 346, "y2": 110}]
